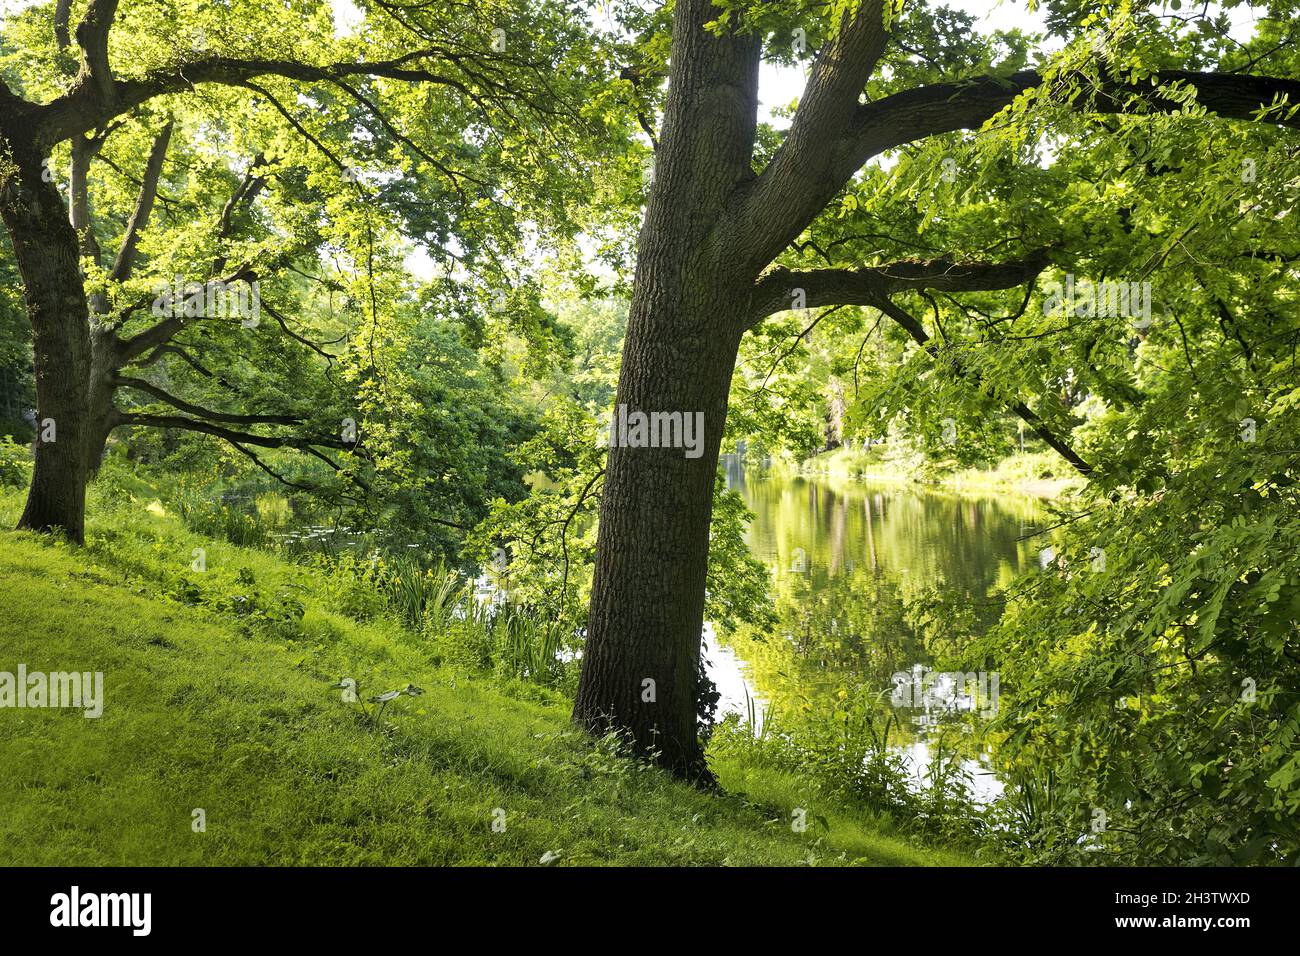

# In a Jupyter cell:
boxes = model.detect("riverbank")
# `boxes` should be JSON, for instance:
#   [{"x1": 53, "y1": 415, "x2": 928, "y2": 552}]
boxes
[
  {"x1": 0, "y1": 489, "x2": 971, "y2": 866},
  {"x1": 798, "y1": 446, "x2": 1083, "y2": 499}
]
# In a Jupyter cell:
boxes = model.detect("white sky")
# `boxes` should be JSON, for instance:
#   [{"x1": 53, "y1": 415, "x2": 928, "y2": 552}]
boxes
[{"x1": 758, "y1": 0, "x2": 1051, "y2": 122}]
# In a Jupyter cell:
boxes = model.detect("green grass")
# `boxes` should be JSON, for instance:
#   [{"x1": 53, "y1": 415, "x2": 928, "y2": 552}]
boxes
[{"x1": 0, "y1": 492, "x2": 971, "y2": 866}]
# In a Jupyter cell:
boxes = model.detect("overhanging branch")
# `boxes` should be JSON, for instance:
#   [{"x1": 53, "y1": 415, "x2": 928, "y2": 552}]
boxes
[
  {"x1": 112, "y1": 375, "x2": 302, "y2": 426},
  {"x1": 118, "y1": 412, "x2": 351, "y2": 451},
  {"x1": 848, "y1": 68, "x2": 1300, "y2": 186},
  {"x1": 748, "y1": 251, "x2": 1052, "y2": 326}
]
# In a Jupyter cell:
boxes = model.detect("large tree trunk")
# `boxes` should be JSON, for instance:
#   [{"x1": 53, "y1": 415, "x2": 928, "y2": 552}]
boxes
[
  {"x1": 0, "y1": 138, "x2": 98, "y2": 543},
  {"x1": 574, "y1": 296, "x2": 743, "y2": 778},
  {"x1": 573, "y1": 0, "x2": 760, "y2": 781}
]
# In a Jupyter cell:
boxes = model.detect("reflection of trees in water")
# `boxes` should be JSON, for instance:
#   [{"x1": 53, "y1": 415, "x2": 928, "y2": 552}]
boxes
[
  {"x1": 732, "y1": 566, "x2": 923, "y2": 713},
  {"x1": 725, "y1": 475, "x2": 1043, "y2": 738},
  {"x1": 739, "y1": 477, "x2": 1043, "y2": 604}
]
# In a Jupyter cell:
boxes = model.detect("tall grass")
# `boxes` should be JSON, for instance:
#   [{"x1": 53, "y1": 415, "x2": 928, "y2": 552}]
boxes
[
  {"x1": 499, "y1": 609, "x2": 565, "y2": 684},
  {"x1": 383, "y1": 555, "x2": 460, "y2": 629},
  {"x1": 173, "y1": 489, "x2": 271, "y2": 547}
]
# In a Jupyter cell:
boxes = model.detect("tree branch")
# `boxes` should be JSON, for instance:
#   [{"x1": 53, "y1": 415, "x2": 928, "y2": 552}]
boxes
[
  {"x1": 739, "y1": 67, "x2": 1300, "y2": 276},
  {"x1": 35, "y1": 49, "x2": 514, "y2": 148},
  {"x1": 221, "y1": 439, "x2": 366, "y2": 504},
  {"x1": 112, "y1": 376, "x2": 303, "y2": 425},
  {"x1": 735, "y1": 0, "x2": 891, "y2": 268},
  {"x1": 226, "y1": 441, "x2": 317, "y2": 492},
  {"x1": 118, "y1": 413, "x2": 351, "y2": 451},
  {"x1": 748, "y1": 251, "x2": 1052, "y2": 326},
  {"x1": 211, "y1": 154, "x2": 269, "y2": 276},
  {"x1": 114, "y1": 264, "x2": 261, "y2": 364},
  {"x1": 110, "y1": 119, "x2": 172, "y2": 282},
  {"x1": 54, "y1": 0, "x2": 73, "y2": 50},
  {"x1": 69, "y1": 132, "x2": 104, "y2": 265},
  {"x1": 72, "y1": 0, "x2": 119, "y2": 105},
  {"x1": 259, "y1": 301, "x2": 342, "y2": 361},
  {"x1": 848, "y1": 68, "x2": 1300, "y2": 183},
  {"x1": 760, "y1": 305, "x2": 847, "y2": 390},
  {"x1": 126, "y1": 343, "x2": 236, "y2": 391}
]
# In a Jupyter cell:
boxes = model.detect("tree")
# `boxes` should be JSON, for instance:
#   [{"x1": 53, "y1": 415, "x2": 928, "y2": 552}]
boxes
[
  {"x1": 574, "y1": 0, "x2": 1300, "y2": 780},
  {"x1": 0, "y1": 0, "x2": 613, "y2": 542}
]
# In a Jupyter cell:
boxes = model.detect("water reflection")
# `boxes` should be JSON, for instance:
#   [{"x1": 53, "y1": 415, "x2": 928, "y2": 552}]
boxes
[{"x1": 709, "y1": 457, "x2": 1047, "y2": 802}]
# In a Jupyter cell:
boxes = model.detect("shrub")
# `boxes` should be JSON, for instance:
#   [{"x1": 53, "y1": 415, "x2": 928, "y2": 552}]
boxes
[{"x1": 0, "y1": 436, "x2": 31, "y2": 488}]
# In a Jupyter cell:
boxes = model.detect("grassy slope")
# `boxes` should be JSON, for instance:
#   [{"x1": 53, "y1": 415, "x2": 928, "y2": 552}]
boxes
[{"x1": 0, "y1": 499, "x2": 970, "y2": 867}]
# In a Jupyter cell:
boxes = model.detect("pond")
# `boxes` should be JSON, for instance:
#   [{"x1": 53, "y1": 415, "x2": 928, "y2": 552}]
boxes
[{"x1": 707, "y1": 455, "x2": 1051, "y2": 803}]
